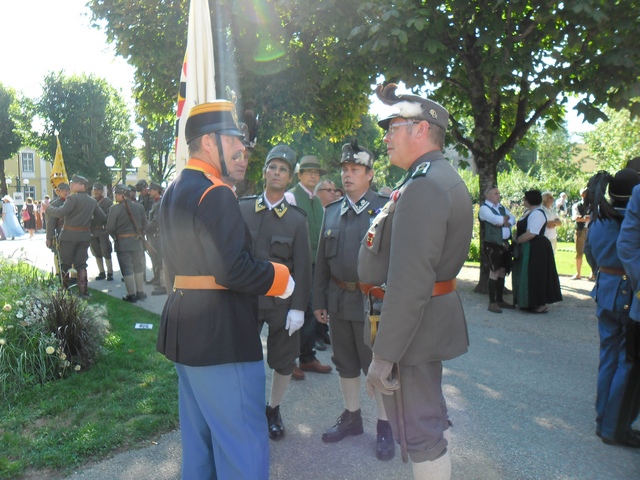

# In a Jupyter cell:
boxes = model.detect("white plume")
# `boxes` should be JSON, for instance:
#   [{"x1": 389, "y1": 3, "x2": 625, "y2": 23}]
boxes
[{"x1": 395, "y1": 101, "x2": 423, "y2": 118}]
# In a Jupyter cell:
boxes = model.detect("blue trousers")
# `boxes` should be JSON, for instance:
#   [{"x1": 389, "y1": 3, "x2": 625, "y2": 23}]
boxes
[
  {"x1": 175, "y1": 361, "x2": 269, "y2": 480},
  {"x1": 596, "y1": 309, "x2": 633, "y2": 439}
]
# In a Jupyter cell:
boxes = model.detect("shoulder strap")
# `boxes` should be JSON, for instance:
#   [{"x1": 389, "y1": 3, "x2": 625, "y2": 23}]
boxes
[{"x1": 198, "y1": 175, "x2": 233, "y2": 206}]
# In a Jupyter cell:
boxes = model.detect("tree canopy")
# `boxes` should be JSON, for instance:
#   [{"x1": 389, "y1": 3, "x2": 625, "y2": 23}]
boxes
[{"x1": 28, "y1": 72, "x2": 135, "y2": 185}]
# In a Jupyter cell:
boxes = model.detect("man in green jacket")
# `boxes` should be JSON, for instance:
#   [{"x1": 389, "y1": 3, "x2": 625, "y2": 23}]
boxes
[{"x1": 288, "y1": 155, "x2": 332, "y2": 379}]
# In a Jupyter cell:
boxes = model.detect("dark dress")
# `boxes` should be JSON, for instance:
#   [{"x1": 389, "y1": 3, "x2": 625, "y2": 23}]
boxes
[
  {"x1": 513, "y1": 208, "x2": 563, "y2": 309},
  {"x1": 23, "y1": 204, "x2": 36, "y2": 230}
]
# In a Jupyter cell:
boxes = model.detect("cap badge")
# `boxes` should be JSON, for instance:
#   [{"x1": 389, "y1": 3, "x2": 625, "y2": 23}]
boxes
[{"x1": 429, "y1": 109, "x2": 438, "y2": 119}]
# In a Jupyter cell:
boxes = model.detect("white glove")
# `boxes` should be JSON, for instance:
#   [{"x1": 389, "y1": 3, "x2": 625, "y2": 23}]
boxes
[
  {"x1": 276, "y1": 275, "x2": 295, "y2": 299},
  {"x1": 285, "y1": 309, "x2": 304, "y2": 336}
]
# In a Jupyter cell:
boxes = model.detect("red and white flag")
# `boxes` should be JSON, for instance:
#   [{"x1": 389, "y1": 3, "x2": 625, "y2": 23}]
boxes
[{"x1": 175, "y1": 0, "x2": 217, "y2": 173}]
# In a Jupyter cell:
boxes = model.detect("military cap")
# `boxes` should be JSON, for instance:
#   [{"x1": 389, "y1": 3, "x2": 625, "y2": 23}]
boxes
[
  {"x1": 265, "y1": 145, "x2": 297, "y2": 172},
  {"x1": 148, "y1": 182, "x2": 162, "y2": 191},
  {"x1": 294, "y1": 155, "x2": 327, "y2": 175},
  {"x1": 92, "y1": 182, "x2": 104, "y2": 190},
  {"x1": 375, "y1": 83, "x2": 449, "y2": 132},
  {"x1": 70, "y1": 174, "x2": 89, "y2": 188},
  {"x1": 56, "y1": 183, "x2": 70, "y2": 191},
  {"x1": 185, "y1": 101, "x2": 244, "y2": 144},
  {"x1": 113, "y1": 184, "x2": 128, "y2": 195},
  {"x1": 135, "y1": 180, "x2": 148, "y2": 192},
  {"x1": 341, "y1": 139, "x2": 374, "y2": 169},
  {"x1": 609, "y1": 168, "x2": 640, "y2": 201}
]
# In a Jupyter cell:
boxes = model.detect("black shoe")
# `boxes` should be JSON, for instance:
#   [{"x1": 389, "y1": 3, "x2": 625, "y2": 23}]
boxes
[
  {"x1": 266, "y1": 405, "x2": 285, "y2": 440},
  {"x1": 136, "y1": 291, "x2": 147, "y2": 301},
  {"x1": 376, "y1": 419, "x2": 396, "y2": 461},
  {"x1": 151, "y1": 287, "x2": 167, "y2": 296},
  {"x1": 601, "y1": 434, "x2": 640, "y2": 448},
  {"x1": 322, "y1": 409, "x2": 363, "y2": 443},
  {"x1": 315, "y1": 339, "x2": 327, "y2": 351},
  {"x1": 107, "y1": 273, "x2": 114, "y2": 281},
  {"x1": 145, "y1": 277, "x2": 158, "y2": 285},
  {"x1": 122, "y1": 294, "x2": 137, "y2": 303},
  {"x1": 95, "y1": 272, "x2": 106, "y2": 280}
]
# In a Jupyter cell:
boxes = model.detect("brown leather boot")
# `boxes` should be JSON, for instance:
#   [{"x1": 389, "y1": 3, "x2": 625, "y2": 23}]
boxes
[{"x1": 77, "y1": 269, "x2": 89, "y2": 297}]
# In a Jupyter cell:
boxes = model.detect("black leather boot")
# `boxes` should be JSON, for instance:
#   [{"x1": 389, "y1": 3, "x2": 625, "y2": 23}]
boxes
[
  {"x1": 266, "y1": 405, "x2": 285, "y2": 440},
  {"x1": 376, "y1": 419, "x2": 396, "y2": 461},
  {"x1": 322, "y1": 409, "x2": 363, "y2": 443}
]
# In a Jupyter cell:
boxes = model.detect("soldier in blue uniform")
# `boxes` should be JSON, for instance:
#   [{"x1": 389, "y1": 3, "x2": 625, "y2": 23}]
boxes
[
  {"x1": 156, "y1": 101, "x2": 294, "y2": 480},
  {"x1": 239, "y1": 145, "x2": 312, "y2": 441},
  {"x1": 588, "y1": 168, "x2": 640, "y2": 448}
]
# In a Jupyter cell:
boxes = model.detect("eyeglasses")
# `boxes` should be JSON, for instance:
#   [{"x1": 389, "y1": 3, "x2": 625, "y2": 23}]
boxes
[
  {"x1": 387, "y1": 121, "x2": 420, "y2": 135},
  {"x1": 318, "y1": 188, "x2": 337, "y2": 193},
  {"x1": 266, "y1": 164, "x2": 290, "y2": 174},
  {"x1": 301, "y1": 169, "x2": 321, "y2": 176}
]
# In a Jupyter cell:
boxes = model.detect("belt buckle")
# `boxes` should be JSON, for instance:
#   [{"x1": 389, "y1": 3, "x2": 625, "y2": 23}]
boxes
[{"x1": 344, "y1": 281, "x2": 357, "y2": 291}]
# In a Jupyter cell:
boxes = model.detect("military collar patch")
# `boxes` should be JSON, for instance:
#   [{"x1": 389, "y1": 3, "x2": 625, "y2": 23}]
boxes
[
  {"x1": 255, "y1": 196, "x2": 267, "y2": 212},
  {"x1": 341, "y1": 197, "x2": 371, "y2": 216},
  {"x1": 411, "y1": 162, "x2": 431, "y2": 178},
  {"x1": 256, "y1": 195, "x2": 288, "y2": 217}
]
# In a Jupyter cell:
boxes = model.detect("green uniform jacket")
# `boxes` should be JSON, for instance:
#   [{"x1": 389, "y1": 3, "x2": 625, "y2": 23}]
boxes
[
  {"x1": 106, "y1": 200, "x2": 147, "y2": 252},
  {"x1": 289, "y1": 183, "x2": 324, "y2": 262},
  {"x1": 45, "y1": 191, "x2": 106, "y2": 242}
]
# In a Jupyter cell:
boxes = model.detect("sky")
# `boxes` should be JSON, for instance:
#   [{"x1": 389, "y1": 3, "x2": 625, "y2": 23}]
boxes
[
  {"x1": 0, "y1": 0, "x2": 135, "y2": 104},
  {"x1": 1, "y1": 0, "x2": 593, "y2": 139}
]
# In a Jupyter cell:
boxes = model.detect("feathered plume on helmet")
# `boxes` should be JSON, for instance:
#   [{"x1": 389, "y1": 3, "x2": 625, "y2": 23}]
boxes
[
  {"x1": 375, "y1": 83, "x2": 449, "y2": 131},
  {"x1": 341, "y1": 139, "x2": 374, "y2": 168},
  {"x1": 239, "y1": 109, "x2": 259, "y2": 149}
]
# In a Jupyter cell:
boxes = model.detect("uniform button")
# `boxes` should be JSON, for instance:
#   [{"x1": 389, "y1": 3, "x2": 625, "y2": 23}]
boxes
[
  {"x1": 622, "y1": 275, "x2": 627, "y2": 281},
  {"x1": 624, "y1": 305, "x2": 629, "y2": 310},
  {"x1": 622, "y1": 290, "x2": 627, "y2": 295}
]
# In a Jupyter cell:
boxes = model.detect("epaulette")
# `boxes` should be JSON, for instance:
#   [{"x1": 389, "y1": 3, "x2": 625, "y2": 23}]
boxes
[
  {"x1": 377, "y1": 191, "x2": 390, "y2": 200},
  {"x1": 289, "y1": 204, "x2": 308, "y2": 217},
  {"x1": 239, "y1": 194, "x2": 259, "y2": 202},
  {"x1": 411, "y1": 162, "x2": 431, "y2": 178}
]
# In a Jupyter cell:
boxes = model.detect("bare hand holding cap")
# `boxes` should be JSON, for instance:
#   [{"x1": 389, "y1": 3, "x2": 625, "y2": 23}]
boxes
[{"x1": 366, "y1": 354, "x2": 399, "y2": 397}]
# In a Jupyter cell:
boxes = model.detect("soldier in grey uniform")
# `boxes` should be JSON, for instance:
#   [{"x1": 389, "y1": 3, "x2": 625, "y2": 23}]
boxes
[
  {"x1": 239, "y1": 145, "x2": 312, "y2": 441},
  {"x1": 146, "y1": 182, "x2": 166, "y2": 295},
  {"x1": 45, "y1": 175, "x2": 106, "y2": 296},
  {"x1": 313, "y1": 140, "x2": 394, "y2": 461},
  {"x1": 90, "y1": 182, "x2": 114, "y2": 281},
  {"x1": 359, "y1": 84, "x2": 473, "y2": 480},
  {"x1": 45, "y1": 183, "x2": 70, "y2": 278},
  {"x1": 107, "y1": 184, "x2": 148, "y2": 303}
]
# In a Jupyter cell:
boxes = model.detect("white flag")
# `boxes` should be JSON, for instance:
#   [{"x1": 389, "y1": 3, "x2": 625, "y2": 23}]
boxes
[{"x1": 175, "y1": 0, "x2": 217, "y2": 173}]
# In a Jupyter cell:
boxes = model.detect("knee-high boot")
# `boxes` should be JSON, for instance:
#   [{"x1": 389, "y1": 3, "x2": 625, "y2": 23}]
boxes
[{"x1": 77, "y1": 268, "x2": 89, "y2": 297}]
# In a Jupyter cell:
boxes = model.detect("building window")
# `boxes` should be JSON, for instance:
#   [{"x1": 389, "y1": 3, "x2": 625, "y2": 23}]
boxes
[
  {"x1": 24, "y1": 186, "x2": 36, "y2": 200},
  {"x1": 22, "y1": 152, "x2": 34, "y2": 173}
]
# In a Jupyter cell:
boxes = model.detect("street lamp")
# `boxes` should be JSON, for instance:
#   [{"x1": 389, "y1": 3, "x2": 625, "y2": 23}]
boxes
[{"x1": 105, "y1": 155, "x2": 142, "y2": 184}]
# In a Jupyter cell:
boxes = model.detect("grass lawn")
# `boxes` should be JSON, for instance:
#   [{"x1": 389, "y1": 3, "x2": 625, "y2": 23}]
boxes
[
  {"x1": 466, "y1": 241, "x2": 592, "y2": 278},
  {"x1": 0, "y1": 291, "x2": 178, "y2": 480}
]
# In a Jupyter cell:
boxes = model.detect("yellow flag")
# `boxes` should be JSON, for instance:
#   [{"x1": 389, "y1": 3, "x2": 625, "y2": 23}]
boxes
[{"x1": 50, "y1": 135, "x2": 68, "y2": 189}]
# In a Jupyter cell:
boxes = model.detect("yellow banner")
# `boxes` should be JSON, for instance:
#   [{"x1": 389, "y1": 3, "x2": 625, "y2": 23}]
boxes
[{"x1": 50, "y1": 135, "x2": 68, "y2": 189}]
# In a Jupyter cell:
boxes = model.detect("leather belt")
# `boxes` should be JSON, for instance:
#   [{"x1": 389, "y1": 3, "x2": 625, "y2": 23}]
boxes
[
  {"x1": 117, "y1": 233, "x2": 139, "y2": 238},
  {"x1": 332, "y1": 276, "x2": 363, "y2": 293},
  {"x1": 173, "y1": 275, "x2": 227, "y2": 291},
  {"x1": 599, "y1": 266, "x2": 627, "y2": 276},
  {"x1": 63, "y1": 225, "x2": 90, "y2": 231},
  {"x1": 359, "y1": 279, "x2": 457, "y2": 299}
]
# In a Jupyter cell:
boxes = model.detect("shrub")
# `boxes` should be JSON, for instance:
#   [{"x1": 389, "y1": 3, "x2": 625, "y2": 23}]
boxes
[{"x1": 0, "y1": 256, "x2": 108, "y2": 401}]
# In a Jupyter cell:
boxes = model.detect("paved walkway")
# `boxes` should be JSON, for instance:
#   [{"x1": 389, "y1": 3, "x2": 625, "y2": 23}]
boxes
[{"x1": 1, "y1": 233, "x2": 639, "y2": 479}]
